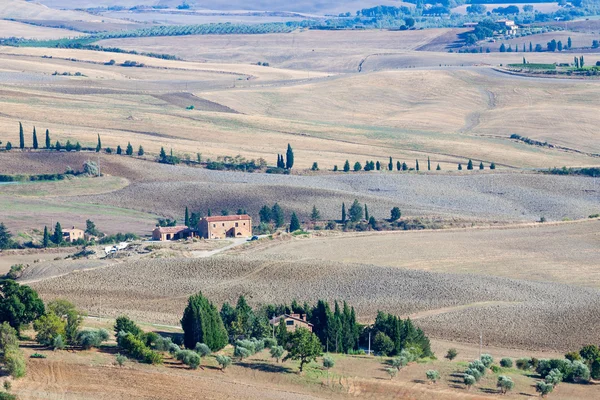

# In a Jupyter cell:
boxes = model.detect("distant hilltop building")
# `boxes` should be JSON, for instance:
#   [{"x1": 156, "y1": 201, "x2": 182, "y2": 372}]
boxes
[
  {"x1": 62, "y1": 226, "x2": 84, "y2": 243},
  {"x1": 198, "y1": 215, "x2": 252, "y2": 239},
  {"x1": 497, "y1": 19, "x2": 519, "y2": 32},
  {"x1": 152, "y1": 215, "x2": 252, "y2": 241}
]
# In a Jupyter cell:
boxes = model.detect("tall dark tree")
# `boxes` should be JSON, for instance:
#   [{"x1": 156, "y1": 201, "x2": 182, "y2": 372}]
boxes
[
  {"x1": 0, "y1": 223, "x2": 13, "y2": 250},
  {"x1": 390, "y1": 207, "x2": 401, "y2": 221},
  {"x1": 467, "y1": 159, "x2": 474, "y2": 170},
  {"x1": 458, "y1": 164, "x2": 463, "y2": 170},
  {"x1": 364, "y1": 204, "x2": 369, "y2": 221},
  {"x1": 185, "y1": 207, "x2": 190, "y2": 227},
  {"x1": 415, "y1": 160, "x2": 419, "y2": 171},
  {"x1": 353, "y1": 162, "x2": 361, "y2": 172},
  {"x1": 427, "y1": 157, "x2": 431, "y2": 171},
  {"x1": 341, "y1": 203, "x2": 346, "y2": 223},
  {"x1": 388, "y1": 157, "x2": 393, "y2": 171},
  {"x1": 19, "y1": 122, "x2": 24, "y2": 149},
  {"x1": 479, "y1": 162, "x2": 484, "y2": 170},
  {"x1": 271, "y1": 203, "x2": 285, "y2": 228},
  {"x1": 116, "y1": 145, "x2": 122, "y2": 155},
  {"x1": 568, "y1": 36, "x2": 572, "y2": 49},
  {"x1": 402, "y1": 162, "x2": 408, "y2": 171},
  {"x1": 138, "y1": 145, "x2": 144, "y2": 156},
  {"x1": 42, "y1": 226, "x2": 49, "y2": 248},
  {"x1": 349, "y1": 199, "x2": 363, "y2": 222},
  {"x1": 436, "y1": 164, "x2": 441, "y2": 171},
  {"x1": 180, "y1": 292, "x2": 228, "y2": 351},
  {"x1": 375, "y1": 161, "x2": 381, "y2": 171},
  {"x1": 343, "y1": 160, "x2": 350, "y2": 172},
  {"x1": 95, "y1": 134, "x2": 101, "y2": 152},
  {"x1": 285, "y1": 144, "x2": 294, "y2": 170},
  {"x1": 289, "y1": 212, "x2": 301, "y2": 232},
  {"x1": 32, "y1": 127, "x2": 38, "y2": 150},
  {"x1": 259, "y1": 205, "x2": 272, "y2": 223},
  {"x1": 51, "y1": 222, "x2": 63, "y2": 245},
  {"x1": 396, "y1": 161, "x2": 401, "y2": 171},
  {"x1": 490, "y1": 162, "x2": 496, "y2": 170},
  {"x1": 45, "y1": 129, "x2": 51, "y2": 149},
  {"x1": 310, "y1": 205, "x2": 320, "y2": 222},
  {"x1": 126, "y1": 142, "x2": 133, "y2": 156}
]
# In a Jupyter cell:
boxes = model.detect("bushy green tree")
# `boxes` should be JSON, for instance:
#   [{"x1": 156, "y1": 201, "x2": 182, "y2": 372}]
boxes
[
  {"x1": 114, "y1": 315, "x2": 142, "y2": 337},
  {"x1": 181, "y1": 292, "x2": 228, "y2": 352},
  {"x1": 284, "y1": 327, "x2": 322, "y2": 372},
  {"x1": 33, "y1": 313, "x2": 65, "y2": 346},
  {"x1": 271, "y1": 203, "x2": 285, "y2": 228},
  {"x1": 464, "y1": 374, "x2": 476, "y2": 389},
  {"x1": 216, "y1": 354, "x2": 231, "y2": 370},
  {"x1": 0, "y1": 223, "x2": 14, "y2": 250},
  {"x1": 426, "y1": 370, "x2": 440, "y2": 383},
  {"x1": 348, "y1": 199, "x2": 363, "y2": 222},
  {"x1": 390, "y1": 207, "x2": 401, "y2": 221},
  {"x1": 353, "y1": 162, "x2": 362, "y2": 172},
  {"x1": 386, "y1": 367, "x2": 398, "y2": 379},
  {"x1": 0, "y1": 280, "x2": 45, "y2": 334},
  {"x1": 373, "y1": 332, "x2": 394, "y2": 356},
  {"x1": 310, "y1": 205, "x2": 320, "y2": 222},
  {"x1": 126, "y1": 142, "x2": 133, "y2": 156},
  {"x1": 51, "y1": 222, "x2": 63, "y2": 245},
  {"x1": 500, "y1": 358, "x2": 513, "y2": 368},
  {"x1": 289, "y1": 212, "x2": 301, "y2": 232},
  {"x1": 343, "y1": 160, "x2": 350, "y2": 172},
  {"x1": 497, "y1": 375, "x2": 514, "y2": 394},
  {"x1": 536, "y1": 381, "x2": 553, "y2": 397},
  {"x1": 77, "y1": 329, "x2": 109, "y2": 349},
  {"x1": 480, "y1": 354, "x2": 494, "y2": 368},
  {"x1": 270, "y1": 345, "x2": 284, "y2": 363},
  {"x1": 445, "y1": 348, "x2": 457, "y2": 360}
]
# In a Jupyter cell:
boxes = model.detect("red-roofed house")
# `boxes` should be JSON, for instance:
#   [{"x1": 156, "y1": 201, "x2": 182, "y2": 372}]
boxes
[
  {"x1": 152, "y1": 226, "x2": 190, "y2": 241},
  {"x1": 269, "y1": 313, "x2": 313, "y2": 332},
  {"x1": 197, "y1": 215, "x2": 252, "y2": 239}
]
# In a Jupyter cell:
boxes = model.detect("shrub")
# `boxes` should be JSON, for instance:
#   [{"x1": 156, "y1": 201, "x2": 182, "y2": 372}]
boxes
[
  {"x1": 465, "y1": 368, "x2": 482, "y2": 382},
  {"x1": 391, "y1": 356, "x2": 408, "y2": 370},
  {"x1": 480, "y1": 354, "x2": 494, "y2": 368},
  {"x1": 426, "y1": 370, "x2": 440, "y2": 383},
  {"x1": 536, "y1": 381, "x2": 554, "y2": 397},
  {"x1": 216, "y1": 354, "x2": 231, "y2": 370},
  {"x1": 386, "y1": 367, "x2": 398, "y2": 379},
  {"x1": 545, "y1": 368, "x2": 563, "y2": 386},
  {"x1": 468, "y1": 360, "x2": 486, "y2": 374},
  {"x1": 195, "y1": 343, "x2": 211, "y2": 357},
  {"x1": 117, "y1": 332, "x2": 163, "y2": 365},
  {"x1": 497, "y1": 375, "x2": 514, "y2": 394},
  {"x1": 77, "y1": 329, "x2": 109, "y2": 349},
  {"x1": 270, "y1": 345, "x2": 284, "y2": 363},
  {"x1": 490, "y1": 365, "x2": 501, "y2": 373},
  {"x1": 30, "y1": 353, "x2": 46, "y2": 359},
  {"x1": 3, "y1": 380, "x2": 11, "y2": 391},
  {"x1": 570, "y1": 360, "x2": 590, "y2": 383},
  {"x1": 464, "y1": 374, "x2": 476, "y2": 389},
  {"x1": 176, "y1": 349, "x2": 201, "y2": 369},
  {"x1": 116, "y1": 353, "x2": 127, "y2": 367},
  {"x1": 516, "y1": 358, "x2": 531, "y2": 370},
  {"x1": 234, "y1": 346, "x2": 252, "y2": 360},
  {"x1": 114, "y1": 316, "x2": 142, "y2": 337},
  {"x1": 0, "y1": 393, "x2": 16, "y2": 400},
  {"x1": 499, "y1": 358, "x2": 513, "y2": 368},
  {"x1": 52, "y1": 334, "x2": 65, "y2": 350},
  {"x1": 565, "y1": 351, "x2": 581, "y2": 361},
  {"x1": 373, "y1": 332, "x2": 394, "y2": 356},
  {"x1": 445, "y1": 348, "x2": 457, "y2": 361},
  {"x1": 5, "y1": 349, "x2": 26, "y2": 378},
  {"x1": 263, "y1": 337, "x2": 277, "y2": 349}
]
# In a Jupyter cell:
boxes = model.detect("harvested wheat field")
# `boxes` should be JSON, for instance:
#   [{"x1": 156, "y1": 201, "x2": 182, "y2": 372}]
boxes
[
  {"x1": 251, "y1": 219, "x2": 600, "y2": 288},
  {"x1": 30, "y1": 254, "x2": 600, "y2": 352}
]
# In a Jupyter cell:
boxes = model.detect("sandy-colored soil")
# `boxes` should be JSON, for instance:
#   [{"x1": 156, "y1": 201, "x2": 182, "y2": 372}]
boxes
[
  {"x1": 0, "y1": 0, "x2": 126, "y2": 23},
  {"x1": 0, "y1": 19, "x2": 83, "y2": 39},
  {"x1": 30, "y1": 250, "x2": 600, "y2": 351}
]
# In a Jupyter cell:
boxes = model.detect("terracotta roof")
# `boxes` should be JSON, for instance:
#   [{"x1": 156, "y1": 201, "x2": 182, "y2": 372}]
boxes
[
  {"x1": 203, "y1": 215, "x2": 251, "y2": 222},
  {"x1": 269, "y1": 314, "x2": 314, "y2": 327},
  {"x1": 154, "y1": 226, "x2": 189, "y2": 234}
]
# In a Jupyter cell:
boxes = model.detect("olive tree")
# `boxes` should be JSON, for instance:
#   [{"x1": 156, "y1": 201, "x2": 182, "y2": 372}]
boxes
[
  {"x1": 426, "y1": 370, "x2": 440, "y2": 384},
  {"x1": 497, "y1": 375, "x2": 514, "y2": 394}
]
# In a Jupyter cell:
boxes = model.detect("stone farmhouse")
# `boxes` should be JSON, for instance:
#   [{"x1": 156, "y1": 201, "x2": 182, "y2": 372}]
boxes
[
  {"x1": 152, "y1": 215, "x2": 252, "y2": 241},
  {"x1": 269, "y1": 313, "x2": 313, "y2": 332},
  {"x1": 62, "y1": 226, "x2": 85, "y2": 243}
]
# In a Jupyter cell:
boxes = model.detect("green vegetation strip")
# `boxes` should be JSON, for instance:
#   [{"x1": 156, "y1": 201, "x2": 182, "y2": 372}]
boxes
[{"x1": 507, "y1": 63, "x2": 556, "y2": 70}]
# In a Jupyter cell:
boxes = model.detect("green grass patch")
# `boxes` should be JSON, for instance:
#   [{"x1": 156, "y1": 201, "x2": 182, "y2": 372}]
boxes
[{"x1": 507, "y1": 63, "x2": 556, "y2": 70}]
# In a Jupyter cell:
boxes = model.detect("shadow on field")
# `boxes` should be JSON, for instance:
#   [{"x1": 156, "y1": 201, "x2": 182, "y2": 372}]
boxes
[
  {"x1": 155, "y1": 331, "x2": 184, "y2": 344},
  {"x1": 518, "y1": 393, "x2": 536, "y2": 397},
  {"x1": 479, "y1": 388, "x2": 499, "y2": 395},
  {"x1": 237, "y1": 361, "x2": 293, "y2": 374},
  {"x1": 413, "y1": 379, "x2": 427, "y2": 384}
]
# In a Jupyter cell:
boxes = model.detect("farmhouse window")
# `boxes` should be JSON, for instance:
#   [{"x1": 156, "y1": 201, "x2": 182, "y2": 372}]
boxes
[
  {"x1": 286, "y1": 320, "x2": 294, "y2": 326},
  {"x1": 213, "y1": 224, "x2": 216, "y2": 228},
  {"x1": 235, "y1": 223, "x2": 239, "y2": 227}
]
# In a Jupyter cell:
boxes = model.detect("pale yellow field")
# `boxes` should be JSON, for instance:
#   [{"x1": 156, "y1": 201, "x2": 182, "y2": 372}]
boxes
[
  {"x1": 0, "y1": 20, "x2": 83, "y2": 39},
  {"x1": 0, "y1": 0, "x2": 127, "y2": 22}
]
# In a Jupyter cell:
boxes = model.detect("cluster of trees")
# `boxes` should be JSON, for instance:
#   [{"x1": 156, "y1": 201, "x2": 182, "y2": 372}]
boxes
[
  {"x1": 275, "y1": 144, "x2": 294, "y2": 170},
  {"x1": 114, "y1": 316, "x2": 163, "y2": 364},
  {"x1": 371, "y1": 311, "x2": 432, "y2": 357},
  {"x1": 457, "y1": 159, "x2": 495, "y2": 170},
  {"x1": 258, "y1": 203, "x2": 286, "y2": 232},
  {"x1": 334, "y1": 157, "x2": 439, "y2": 173},
  {"x1": 547, "y1": 166, "x2": 599, "y2": 177}
]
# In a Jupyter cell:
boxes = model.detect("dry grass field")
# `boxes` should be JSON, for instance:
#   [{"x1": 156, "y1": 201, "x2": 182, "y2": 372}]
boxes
[
  {"x1": 0, "y1": 20, "x2": 83, "y2": 39},
  {"x1": 251, "y1": 220, "x2": 600, "y2": 288},
  {"x1": 0, "y1": 0, "x2": 126, "y2": 23},
  {"x1": 29, "y1": 253, "x2": 600, "y2": 351}
]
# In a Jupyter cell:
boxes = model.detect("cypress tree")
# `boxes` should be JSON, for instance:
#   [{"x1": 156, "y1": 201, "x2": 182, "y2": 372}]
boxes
[
  {"x1": 185, "y1": 207, "x2": 190, "y2": 227},
  {"x1": 52, "y1": 222, "x2": 63, "y2": 245},
  {"x1": 364, "y1": 204, "x2": 369, "y2": 221},
  {"x1": 427, "y1": 157, "x2": 431, "y2": 171},
  {"x1": 207, "y1": 209, "x2": 212, "y2": 217},
  {"x1": 116, "y1": 145, "x2": 122, "y2": 155},
  {"x1": 310, "y1": 205, "x2": 320, "y2": 221},
  {"x1": 5, "y1": 142, "x2": 11, "y2": 151},
  {"x1": 55, "y1": 141, "x2": 61, "y2": 151},
  {"x1": 19, "y1": 122, "x2": 24, "y2": 149},
  {"x1": 568, "y1": 36, "x2": 572, "y2": 49},
  {"x1": 138, "y1": 145, "x2": 144, "y2": 156},
  {"x1": 402, "y1": 162, "x2": 408, "y2": 171},
  {"x1": 45, "y1": 129, "x2": 51, "y2": 149},
  {"x1": 388, "y1": 157, "x2": 393, "y2": 171},
  {"x1": 479, "y1": 162, "x2": 484, "y2": 170},
  {"x1": 467, "y1": 159, "x2": 474, "y2": 170},
  {"x1": 32, "y1": 127, "x2": 38, "y2": 149},
  {"x1": 181, "y1": 292, "x2": 228, "y2": 351},
  {"x1": 343, "y1": 160, "x2": 350, "y2": 172},
  {"x1": 126, "y1": 142, "x2": 133, "y2": 156},
  {"x1": 289, "y1": 212, "x2": 300, "y2": 232},
  {"x1": 416, "y1": 160, "x2": 419, "y2": 171},
  {"x1": 271, "y1": 203, "x2": 285, "y2": 228},
  {"x1": 95, "y1": 134, "x2": 101, "y2": 152},
  {"x1": 43, "y1": 226, "x2": 49, "y2": 248},
  {"x1": 341, "y1": 203, "x2": 346, "y2": 223},
  {"x1": 160, "y1": 147, "x2": 166, "y2": 161},
  {"x1": 458, "y1": 164, "x2": 463, "y2": 170},
  {"x1": 436, "y1": 164, "x2": 441, "y2": 171},
  {"x1": 396, "y1": 161, "x2": 401, "y2": 171},
  {"x1": 75, "y1": 142, "x2": 81, "y2": 151},
  {"x1": 285, "y1": 144, "x2": 294, "y2": 169},
  {"x1": 529, "y1": 42, "x2": 533, "y2": 52},
  {"x1": 376, "y1": 161, "x2": 381, "y2": 171},
  {"x1": 490, "y1": 162, "x2": 496, "y2": 170}
]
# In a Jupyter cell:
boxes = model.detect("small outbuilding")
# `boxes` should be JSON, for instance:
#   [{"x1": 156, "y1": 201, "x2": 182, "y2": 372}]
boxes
[
  {"x1": 152, "y1": 226, "x2": 191, "y2": 241},
  {"x1": 269, "y1": 313, "x2": 313, "y2": 332}
]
